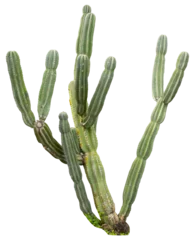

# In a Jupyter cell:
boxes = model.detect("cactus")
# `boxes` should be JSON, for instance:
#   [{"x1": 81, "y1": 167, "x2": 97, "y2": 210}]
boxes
[{"x1": 6, "y1": 5, "x2": 189, "y2": 236}]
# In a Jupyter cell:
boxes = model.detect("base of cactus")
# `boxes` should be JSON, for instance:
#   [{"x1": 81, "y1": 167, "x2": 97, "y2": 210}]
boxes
[{"x1": 83, "y1": 209, "x2": 131, "y2": 236}]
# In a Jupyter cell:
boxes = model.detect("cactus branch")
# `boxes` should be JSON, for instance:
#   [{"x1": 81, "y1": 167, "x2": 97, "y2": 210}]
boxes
[
  {"x1": 75, "y1": 54, "x2": 90, "y2": 116},
  {"x1": 6, "y1": 51, "x2": 35, "y2": 128},
  {"x1": 82, "y1": 57, "x2": 116, "y2": 129},
  {"x1": 38, "y1": 50, "x2": 59, "y2": 121},
  {"x1": 59, "y1": 112, "x2": 101, "y2": 228},
  {"x1": 6, "y1": 50, "x2": 83, "y2": 165},
  {"x1": 119, "y1": 51, "x2": 189, "y2": 221},
  {"x1": 152, "y1": 35, "x2": 167, "y2": 101}
]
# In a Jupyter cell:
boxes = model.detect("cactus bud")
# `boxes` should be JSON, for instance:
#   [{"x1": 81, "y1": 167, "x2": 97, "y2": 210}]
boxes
[
  {"x1": 82, "y1": 5, "x2": 91, "y2": 14},
  {"x1": 59, "y1": 112, "x2": 70, "y2": 134}
]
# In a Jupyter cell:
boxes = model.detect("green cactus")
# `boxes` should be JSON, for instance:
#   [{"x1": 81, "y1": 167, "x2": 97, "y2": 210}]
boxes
[{"x1": 6, "y1": 5, "x2": 189, "y2": 236}]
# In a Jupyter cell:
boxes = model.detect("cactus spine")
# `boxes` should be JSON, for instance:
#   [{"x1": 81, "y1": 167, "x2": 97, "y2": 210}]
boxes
[{"x1": 119, "y1": 51, "x2": 189, "y2": 221}]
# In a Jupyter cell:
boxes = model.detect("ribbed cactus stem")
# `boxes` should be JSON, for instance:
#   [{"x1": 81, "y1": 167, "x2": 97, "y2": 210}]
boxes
[
  {"x1": 75, "y1": 54, "x2": 90, "y2": 116},
  {"x1": 38, "y1": 50, "x2": 59, "y2": 120},
  {"x1": 72, "y1": 6, "x2": 96, "y2": 117},
  {"x1": 119, "y1": 52, "x2": 189, "y2": 221},
  {"x1": 163, "y1": 52, "x2": 189, "y2": 104},
  {"x1": 73, "y1": 4, "x2": 96, "y2": 79},
  {"x1": 82, "y1": 57, "x2": 116, "y2": 128},
  {"x1": 68, "y1": 80, "x2": 130, "y2": 235},
  {"x1": 152, "y1": 35, "x2": 167, "y2": 101},
  {"x1": 119, "y1": 98, "x2": 168, "y2": 218},
  {"x1": 84, "y1": 152, "x2": 117, "y2": 222},
  {"x1": 6, "y1": 51, "x2": 35, "y2": 128},
  {"x1": 59, "y1": 112, "x2": 101, "y2": 227},
  {"x1": 76, "y1": 11, "x2": 95, "y2": 59}
]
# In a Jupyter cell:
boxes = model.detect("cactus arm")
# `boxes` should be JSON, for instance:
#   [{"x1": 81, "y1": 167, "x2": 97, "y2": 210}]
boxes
[
  {"x1": 152, "y1": 35, "x2": 167, "y2": 101},
  {"x1": 74, "y1": 7, "x2": 95, "y2": 81},
  {"x1": 74, "y1": 6, "x2": 96, "y2": 116},
  {"x1": 119, "y1": 52, "x2": 189, "y2": 221},
  {"x1": 38, "y1": 50, "x2": 59, "y2": 120},
  {"x1": 163, "y1": 52, "x2": 189, "y2": 104},
  {"x1": 119, "y1": 98, "x2": 168, "y2": 217},
  {"x1": 75, "y1": 54, "x2": 90, "y2": 116},
  {"x1": 58, "y1": 112, "x2": 101, "y2": 228},
  {"x1": 5, "y1": 50, "x2": 66, "y2": 165},
  {"x1": 76, "y1": 5, "x2": 92, "y2": 56},
  {"x1": 77, "y1": 12, "x2": 96, "y2": 59},
  {"x1": 6, "y1": 51, "x2": 35, "y2": 128},
  {"x1": 82, "y1": 57, "x2": 116, "y2": 129}
]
